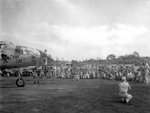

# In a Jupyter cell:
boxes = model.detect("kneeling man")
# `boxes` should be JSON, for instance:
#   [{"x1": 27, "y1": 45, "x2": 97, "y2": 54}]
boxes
[{"x1": 119, "y1": 76, "x2": 132, "y2": 103}]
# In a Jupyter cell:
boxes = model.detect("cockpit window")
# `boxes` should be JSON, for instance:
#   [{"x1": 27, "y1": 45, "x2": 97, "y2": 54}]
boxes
[{"x1": 15, "y1": 46, "x2": 27, "y2": 55}]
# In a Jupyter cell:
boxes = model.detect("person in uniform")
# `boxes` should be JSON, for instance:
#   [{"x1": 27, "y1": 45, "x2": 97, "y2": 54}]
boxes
[
  {"x1": 43, "y1": 49, "x2": 48, "y2": 69},
  {"x1": 33, "y1": 68, "x2": 39, "y2": 84},
  {"x1": 40, "y1": 69, "x2": 45, "y2": 78},
  {"x1": 144, "y1": 63, "x2": 150, "y2": 84},
  {"x1": 73, "y1": 74, "x2": 80, "y2": 81},
  {"x1": 119, "y1": 76, "x2": 132, "y2": 104}
]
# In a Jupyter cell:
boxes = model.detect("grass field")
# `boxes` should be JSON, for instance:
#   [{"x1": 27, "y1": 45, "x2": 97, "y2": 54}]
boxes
[{"x1": 0, "y1": 77, "x2": 150, "y2": 113}]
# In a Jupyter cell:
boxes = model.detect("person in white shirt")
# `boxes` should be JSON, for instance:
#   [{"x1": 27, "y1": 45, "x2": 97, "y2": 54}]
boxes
[
  {"x1": 43, "y1": 49, "x2": 48, "y2": 70},
  {"x1": 73, "y1": 74, "x2": 80, "y2": 81},
  {"x1": 33, "y1": 68, "x2": 39, "y2": 84},
  {"x1": 119, "y1": 76, "x2": 132, "y2": 103},
  {"x1": 144, "y1": 63, "x2": 150, "y2": 84}
]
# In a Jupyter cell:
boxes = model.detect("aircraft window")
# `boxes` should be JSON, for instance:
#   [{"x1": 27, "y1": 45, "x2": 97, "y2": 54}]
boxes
[
  {"x1": 22, "y1": 48, "x2": 27, "y2": 55},
  {"x1": 15, "y1": 47, "x2": 23, "y2": 55},
  {"x1": 26, "y1": 49, "x2": 33, "y2": 55}
]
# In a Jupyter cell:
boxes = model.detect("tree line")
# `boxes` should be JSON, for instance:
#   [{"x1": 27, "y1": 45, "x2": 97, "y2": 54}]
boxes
[{"x1": 48, "y1": 51, "x2": 150, "y2": 66}]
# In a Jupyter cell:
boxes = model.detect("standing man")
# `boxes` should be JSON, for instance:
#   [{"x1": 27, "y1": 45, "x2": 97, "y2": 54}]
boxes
[
  {"x1": 33, "y1": 67, "x2": 38, "y2": 84},
  {"x1": 42, "y1": 49, "x2": 48, "y2": 76},
  {"x1": 43, "y1": 49, "x2": 48, "y2": 67},
  {"x1": 144, "y1": 63, "x2": 150, "y2": 84},
  {"x1": 119, "y1": 76, "x2": 132, "y2": 104}
]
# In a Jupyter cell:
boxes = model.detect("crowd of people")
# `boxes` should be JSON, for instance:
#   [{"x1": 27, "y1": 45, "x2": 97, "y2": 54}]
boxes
[
  {"x1": 33, "y1": 62, "x2": 150, "y2": 84},
  {"x1": 1, "y1": 49, "x2": 149, "y2": 85}
]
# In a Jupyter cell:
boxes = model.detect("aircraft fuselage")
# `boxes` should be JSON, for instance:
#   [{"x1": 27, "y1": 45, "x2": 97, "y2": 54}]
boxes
[{"x1": 0, "y1": 41, "x2": 41, "y2": 70}]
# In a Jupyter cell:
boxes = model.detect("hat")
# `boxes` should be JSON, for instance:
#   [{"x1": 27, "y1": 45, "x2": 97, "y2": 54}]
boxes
[{"x1": 122, "y1": 76, "x2": 126, "y2": 81}]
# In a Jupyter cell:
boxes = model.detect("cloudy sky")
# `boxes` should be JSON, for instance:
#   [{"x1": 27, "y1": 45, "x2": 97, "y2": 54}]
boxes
[{"x1": 1, "y1": 0, "x2": 150, "y2": 60}]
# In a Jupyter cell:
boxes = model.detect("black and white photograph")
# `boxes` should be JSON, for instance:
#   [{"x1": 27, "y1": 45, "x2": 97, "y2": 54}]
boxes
[{"x1": 0, "y1": 0, "x2": 150, "y2": 113}]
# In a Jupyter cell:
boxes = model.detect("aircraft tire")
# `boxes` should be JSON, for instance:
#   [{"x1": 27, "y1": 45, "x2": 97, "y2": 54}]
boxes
[{"x1": 16, "y1": 78, "x2": 25, "y2": 87}]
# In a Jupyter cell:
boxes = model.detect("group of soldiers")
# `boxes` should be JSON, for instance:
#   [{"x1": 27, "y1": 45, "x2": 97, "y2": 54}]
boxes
[
  {"x1": 32, "y1": 49, "x2": 150, "y2": 84},
  {"x1": 32, "y1": 61, "x2": 150, "y2": 104},
  {"x1": 32, "y1": 62, "x2": 150, "y2": 84},
  {"x1": 97, "y1": 63, "x2": 150, "y2": 84}
]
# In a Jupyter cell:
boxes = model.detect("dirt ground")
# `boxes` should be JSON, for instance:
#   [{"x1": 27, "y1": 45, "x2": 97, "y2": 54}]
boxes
[{"x1": 0, "y1": 77, "x2": 150, "y2": 113}]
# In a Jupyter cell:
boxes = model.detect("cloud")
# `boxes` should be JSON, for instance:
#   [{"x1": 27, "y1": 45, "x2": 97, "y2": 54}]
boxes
[
  {"x1": 35, "y1": 24, "x2": 149, "y2": 59},
  {"x1": 1, "y1": 21, "x2": 149, "y2": 60},
  {"x1": 57, "y1": 24, "x2": 149, "y2": 45},
  {"x1": 66, "y1": 0, "x2": 150, "y2": 27},
  {"x1": 1, "y1": 0, "x2": 150, "y2": 60}
]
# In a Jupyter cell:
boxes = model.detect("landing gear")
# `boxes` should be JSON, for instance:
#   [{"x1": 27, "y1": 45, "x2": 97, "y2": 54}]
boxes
[
  {"x1": 15, "y1": 69, "x2": 25, "y2": 87},
  {"x1": 16, "y1": 78, "x2": 25, "y2": 87}
]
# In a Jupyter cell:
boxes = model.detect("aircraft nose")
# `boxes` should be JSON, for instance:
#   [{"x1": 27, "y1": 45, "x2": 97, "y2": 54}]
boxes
[{"x1": 37, "y1": 50, "x2": 43, "y2": 58}]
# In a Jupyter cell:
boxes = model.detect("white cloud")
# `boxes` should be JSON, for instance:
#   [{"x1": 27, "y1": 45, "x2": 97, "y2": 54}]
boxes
[
  {"x1": 1, "y1": 23, "x2": 149, "y2": 60},
  {"x1": 53, "y1": 24, "x2": 149, "y2": 46},
  {"x1": 34, "y1": 24, "x2": 148, "y2": 60},
  {"x1": 1, "y1": 0, "x2": 150, "y2": 60}
]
